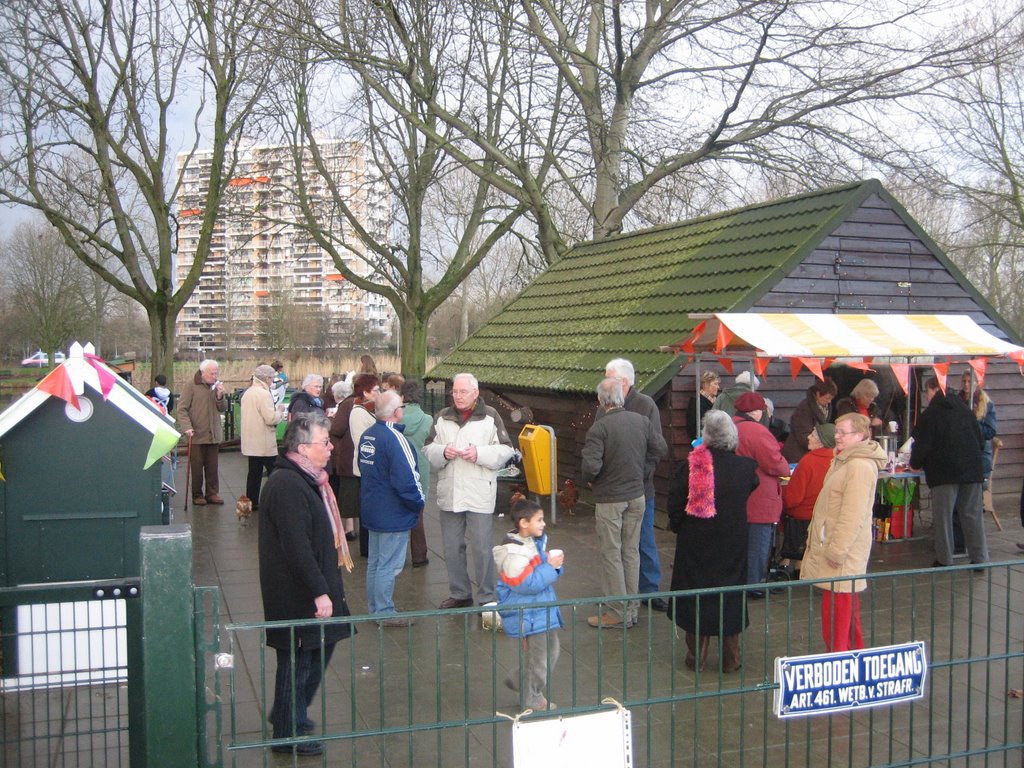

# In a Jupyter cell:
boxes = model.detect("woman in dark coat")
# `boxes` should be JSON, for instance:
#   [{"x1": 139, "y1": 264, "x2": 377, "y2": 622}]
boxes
[
  {"x1": 782, "y1": 378, "x2": 837, "y2": 463},
  {"x1": 667, "y1": 410, "x2": 759, "y2": 673},
  {"x1": 288, "y1": 373, "x2": 326, "y2": 418}
]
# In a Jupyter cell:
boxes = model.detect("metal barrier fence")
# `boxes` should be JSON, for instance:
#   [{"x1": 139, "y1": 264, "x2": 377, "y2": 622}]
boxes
[
  {"x1": 216, "y1": 562, "x2": 1023, "y2": 768},
  {"x1": 0, "y1": 580, "x2": 135, "y2": 768}
]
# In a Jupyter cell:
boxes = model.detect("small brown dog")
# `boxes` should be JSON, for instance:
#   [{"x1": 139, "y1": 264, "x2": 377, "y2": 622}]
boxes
[{"x1": 236, "y1": 495, "x2": 254, "y2": 526}]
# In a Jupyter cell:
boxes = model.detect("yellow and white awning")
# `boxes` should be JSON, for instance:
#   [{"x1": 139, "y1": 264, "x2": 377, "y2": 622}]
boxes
[{"x1": 677, "y1": 313, "x2": 1024, "y2": 361}]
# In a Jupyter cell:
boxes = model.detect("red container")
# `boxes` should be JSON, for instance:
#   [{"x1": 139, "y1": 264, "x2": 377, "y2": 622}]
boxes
[{"x1": 889, "y1": 504, "x2": 913, "y2": 539}]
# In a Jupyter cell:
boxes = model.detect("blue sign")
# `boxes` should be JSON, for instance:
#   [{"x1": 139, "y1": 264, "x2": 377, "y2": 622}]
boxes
[{"x1": 774, "y1": 641, "x2": 927, "y2": 718}]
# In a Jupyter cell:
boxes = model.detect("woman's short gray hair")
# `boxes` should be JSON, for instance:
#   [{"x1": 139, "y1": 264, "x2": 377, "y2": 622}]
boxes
[
  {"x1": 254, "y1": 364, "x2": 275, "y2": 382},
  {"x1": 301, "y1": 373, "x2": 324, "y2": 390},
  {"x1": 702, "y1": 410, "x2": 738, "y2": 451},
  {"x1": 283, "y1": 412, "x2": 330, "y2": 452}
]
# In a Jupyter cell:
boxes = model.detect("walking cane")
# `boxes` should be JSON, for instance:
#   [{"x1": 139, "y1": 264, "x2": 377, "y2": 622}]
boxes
[{"x1": 184, "y1": 431, "x2": 193, "y2": 511}]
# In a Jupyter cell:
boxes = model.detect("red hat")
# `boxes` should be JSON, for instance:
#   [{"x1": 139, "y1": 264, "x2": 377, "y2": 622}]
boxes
[{"x1": 734, "y1": 392, "x2": 767, "y2": 413}]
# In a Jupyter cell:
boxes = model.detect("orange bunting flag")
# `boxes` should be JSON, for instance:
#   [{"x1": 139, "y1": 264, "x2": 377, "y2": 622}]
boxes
[
  {"x1": 37, "y1": 364, "x2": 79, "y2": 410},
  {"x1": 680, "y1": 320, "x2": 706, "y2": 353},
  {"x1": 845, "y1": 361, "x2": 875, "y2": 372},
  {"x1": 753, "y1": 357, "x2": 770, "y2": 378},
  {"x1": 968, "y1": 358, "x2": 987, "y2": 389},
  {"x1": 714, "y1": 323, "x2": 734, "y2": 354},
  {"x1": 799, "y1": 358, "x2": 825, "y2": 381},
  {"x1": 717, "y1": 357, "x2": 734, "y2": 375},
  {"x1": 822, "y1": 357, "x2": 836, "y2": 371},
  {"x1": 932, "y1": 362, "x2": 949, "y2": 393},
  {"x1": 890, "y1": 364, "x2": 910, "y2": 395},
  {"x1": 788, "y1": 358, "x2": 803, "y2": 379}
]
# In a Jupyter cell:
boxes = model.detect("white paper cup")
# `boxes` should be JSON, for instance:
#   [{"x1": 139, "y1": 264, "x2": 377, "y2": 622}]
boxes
[
  {"x1": 888, "y1": 421, "x2": 898, "y2": 433},
  {"x1": 548, "y1": 549, "x2": 563, "y2": 559}
]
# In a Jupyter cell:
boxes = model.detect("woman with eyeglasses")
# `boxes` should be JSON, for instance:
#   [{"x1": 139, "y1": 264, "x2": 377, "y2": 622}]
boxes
[
  {"x1": 288, "y1": 373, "x2": 326, "y2": 418},
  {"x1": 801, "y1": 413, "x2": 886, "y2": 652}
]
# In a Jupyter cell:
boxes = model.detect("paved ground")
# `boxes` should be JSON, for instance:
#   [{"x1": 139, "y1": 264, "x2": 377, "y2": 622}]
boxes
[{"x1": 177, "y1": 451, "x2": 1024, "y2": 768}]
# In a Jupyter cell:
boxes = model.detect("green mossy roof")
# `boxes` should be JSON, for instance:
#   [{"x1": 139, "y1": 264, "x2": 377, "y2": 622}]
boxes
[{"x1": 428, "y1": 180, "x2": 892, "y2": 393}]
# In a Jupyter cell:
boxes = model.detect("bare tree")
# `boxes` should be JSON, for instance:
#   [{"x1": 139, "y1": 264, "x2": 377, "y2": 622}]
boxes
[
  {"x1": 1, "y1": 222, "x2": 91, "y2": 361},
  {"x1": 328, "y1": 0, "x2": 1003, "y2": 264},
  {"x1": 0, "y1": 0, "x2": 273, "y2": 388},
  {"x1": 259, "y1": 0, "x2": 533, "y2": 376},
  {"x1": 891, "y1": 11, "x2": 1024, "y2": 336}
]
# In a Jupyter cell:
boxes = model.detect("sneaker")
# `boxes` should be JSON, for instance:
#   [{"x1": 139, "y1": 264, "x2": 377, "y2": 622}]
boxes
[
  {"x1": 270, "y1": 741, "x2": 324, "y2": 756},
  {"x1": 438, "y1": 597, "x2": 473, "y2": 609},
  {"x1": 192, "y1": 496, "x2": 207, "y2": 506},
  {"x1": 206, "y1": 494, "x2": 224, "y2": 505}
]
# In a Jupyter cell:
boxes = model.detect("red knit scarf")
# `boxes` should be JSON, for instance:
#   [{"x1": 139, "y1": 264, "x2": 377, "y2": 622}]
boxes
[{"x1": 685, "y1": 445, "x2": 716, "y2": 519}]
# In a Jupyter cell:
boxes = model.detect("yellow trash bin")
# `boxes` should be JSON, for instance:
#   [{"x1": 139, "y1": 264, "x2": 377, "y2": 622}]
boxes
[{"x1": 518, "y1": 424, "x2": 553, "y2": 496}]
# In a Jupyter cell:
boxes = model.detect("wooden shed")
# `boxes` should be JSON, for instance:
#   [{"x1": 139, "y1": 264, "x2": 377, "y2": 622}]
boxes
[{"x1": 428, "y1": 180, "x2": 1023, "y2": 512}]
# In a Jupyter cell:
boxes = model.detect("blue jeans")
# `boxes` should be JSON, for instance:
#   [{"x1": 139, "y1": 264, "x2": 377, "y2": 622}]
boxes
[
  {"x1": 270, "y1": 642, "x2": 335, "y2": 738},
  {"x1": 367, "y1": 530, "x2": 410, "y2": 614},
  {"x1": 747, "y1": 523, "x2": 774, "y2": 585},
  {"x1": 638, "y1": 495, "x2": 662, "y2": 594}
]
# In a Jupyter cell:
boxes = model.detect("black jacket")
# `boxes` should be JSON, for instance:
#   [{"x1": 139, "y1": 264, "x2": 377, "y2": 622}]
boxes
[
  {"x1": 910, "y1": 391, "x2": 984, "y2": 487},
  {"x1": 258, "y1": 455, "x2": 353, "y2": 650}
]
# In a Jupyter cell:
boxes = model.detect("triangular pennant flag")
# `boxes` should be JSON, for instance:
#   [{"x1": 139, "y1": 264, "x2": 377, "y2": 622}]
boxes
[
  {"x1": 84, "y1": 353, "x2": 117, "y2": 400},
  {"x1": 968, "y1": 358, "x2": 987, "y2": 390},
  {"x1": 932, "y1": 362, "x2": 949, "y2": 393},
  {"x1": 714, "y1": 324, "x2": 734, "y2": 354},
  {"x1": 718, "y1": 357, "x2": 734, "y2": 375},
  {"x1": 845, "y1": 361, "x2": 875, "y2": 372},
  {"x1": 789, "y1": 358, "x2": 803, "y2": 379},
  {"x1": 144, "y1": 424, "x2": 181, "y2": 469},
  {"x1": 753, "y1": 357, "x2": 770, "y2": 378},
  {"x1": 680, "y1": 321, "x2": 706, "y2": 354},
  {"x1": 822, "y1": 357, "x2": 836, "y2": 371},
  {"x1": 890, "y1": 364, "x2": 910, "y2": 395},
  {"x1": 799, "y1": 357, "x2": 825, "y2": 381},
  {"x1": 37, "y1": 365, "x2": 80, "y2": 410}
]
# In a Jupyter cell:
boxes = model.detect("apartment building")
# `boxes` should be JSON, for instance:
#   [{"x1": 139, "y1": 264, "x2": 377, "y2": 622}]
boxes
[{"x1": 174, "y1": 139, "x2": 393, "y2": 355}]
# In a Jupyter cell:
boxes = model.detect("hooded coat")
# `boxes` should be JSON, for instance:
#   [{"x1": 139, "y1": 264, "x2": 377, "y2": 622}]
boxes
[
  {"x1": 733, "y1": 414, "x2": 790, "y2": 524},
  {"x1": 801, "y1": 439, "x2": 887, "y2": 593},
  {"x1": 910, "y1": 391, "x2": 984, "y2": 487},
  {"x1": 492, "y1": 531, "x2": 564, "y2": 637}
]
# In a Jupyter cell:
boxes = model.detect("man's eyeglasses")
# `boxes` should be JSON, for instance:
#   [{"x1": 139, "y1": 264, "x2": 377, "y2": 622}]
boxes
[
  {"x1": 452, "y1": 390, "x2": 475, "y2": 396},
  {"x1": 302, "y1": 439, "x2": 331, "y2": 447}
]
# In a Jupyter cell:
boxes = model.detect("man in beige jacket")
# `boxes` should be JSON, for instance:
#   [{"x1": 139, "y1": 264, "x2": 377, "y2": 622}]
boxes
[{"x1": 241, "y1": 364, "x2": 286, "y2": 508}]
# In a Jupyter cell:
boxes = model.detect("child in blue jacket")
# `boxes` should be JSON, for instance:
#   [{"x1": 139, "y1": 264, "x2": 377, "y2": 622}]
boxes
[{"x1": 492, "y1": 499, "x2": 564, "y2": 711}]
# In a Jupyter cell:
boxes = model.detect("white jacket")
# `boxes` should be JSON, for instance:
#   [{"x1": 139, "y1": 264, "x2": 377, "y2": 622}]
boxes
[{"x1": 425, "y1": 399, "x2": 514, "y2": 514}]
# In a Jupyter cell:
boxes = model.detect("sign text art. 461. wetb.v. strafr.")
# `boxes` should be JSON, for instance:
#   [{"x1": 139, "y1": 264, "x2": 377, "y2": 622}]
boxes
[{"x1": 774, "y1": 641, "x2": 927, "y2": 718}]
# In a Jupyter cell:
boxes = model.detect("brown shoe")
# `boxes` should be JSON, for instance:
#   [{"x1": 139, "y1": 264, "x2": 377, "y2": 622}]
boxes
[
  {"x1": 377, "y1": 616, "x2": 415, "y2": 627},
  {"x1": 192, "y1": 496, "x2": 207, "y2": 506},
  {"x1": 206, "y1": 494, "x2": 224, "y2": 505},
  {"x1": 438, "y1": 597, "x2": 473, "y2": 609},
  {"x1": 587, "y1": 613, "x2": 625, "y2": 628}
]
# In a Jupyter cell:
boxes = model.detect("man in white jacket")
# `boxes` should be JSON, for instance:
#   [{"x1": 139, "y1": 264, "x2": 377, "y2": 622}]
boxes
[{"x1": 426, "y1": 373, "x2": 515, "y2": 608}]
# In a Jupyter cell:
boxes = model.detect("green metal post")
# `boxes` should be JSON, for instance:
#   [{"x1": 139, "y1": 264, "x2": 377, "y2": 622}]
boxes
[{"x1": 129, "y1": 524, "x2": 199, "y2": 767}]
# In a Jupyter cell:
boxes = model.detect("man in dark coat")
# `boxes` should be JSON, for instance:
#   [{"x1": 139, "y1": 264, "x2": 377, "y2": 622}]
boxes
[
  {"x1": 259, "y1": 413, "x2": 354, "y2": 756},
  {"x1": 911, "y1": 377, "x2": 988, "y2": 568},
  {"x1": 582, "y1": 377, "x2": 667, "y2": 628},
  {"x1": 601, "y1": 358, "x2": 669, "y2": 611}
]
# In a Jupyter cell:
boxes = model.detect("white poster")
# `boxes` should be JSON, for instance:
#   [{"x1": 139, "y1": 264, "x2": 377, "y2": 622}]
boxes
[{"x1": 512, "y1": 704, "x2": 632, "y2": 768}]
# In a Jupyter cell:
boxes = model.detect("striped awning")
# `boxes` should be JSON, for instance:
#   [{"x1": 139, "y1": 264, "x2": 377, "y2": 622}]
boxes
[{"x1": 677, "y1": 314, "x2": 1024, "y2": 362}]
